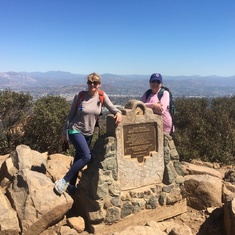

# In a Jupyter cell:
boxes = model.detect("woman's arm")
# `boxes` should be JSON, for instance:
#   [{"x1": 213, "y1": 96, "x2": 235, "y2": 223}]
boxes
[
  {"x1": 159, "y1": 90, "x2": 170, "y2": 113},
  {"x1": 141, "y1": 92, "x2": 162, "y2": 113},
  {"x1": 62, "y1": 94, "x2": 78, "y2": 137},
  {"x1": 103, "y1": 92, "x2": 122, "y2": 124}
]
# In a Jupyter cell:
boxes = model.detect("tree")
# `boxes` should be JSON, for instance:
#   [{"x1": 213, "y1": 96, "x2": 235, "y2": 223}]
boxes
[
  {"x1": 0, "y1": 90, "x2": 33, "y2": 154},
  {"x1": 23, "y1": 95, "x2": 70, "y2": 154},
  {"x1": 174, "y1": 96, "x2": 235, "y2": 164},
  {"x1": 206, "y1": 96, "x2": 235, "y2": 163}
]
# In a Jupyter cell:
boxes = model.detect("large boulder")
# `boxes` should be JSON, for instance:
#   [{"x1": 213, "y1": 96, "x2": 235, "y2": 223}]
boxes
[
  {"x1": 0, "y1": 145, "x2": 48, "y2": 187},
  {"x1": 46, "y1": 153, "x2": 73, "y2": 181},
  {"x1": 182, "y1": 162, "x2": 223, "y2": 210},
  {"x1": 223, "y1": 170, "x2": 235, "y2": 234},
  {"x1": 224, "y1": 194, "x2": 235, "y2": 235},
  {"x1": 7, "y1": 168, "x2": 73, "y2": 235},
  {"x1": 0, "y1": 145, "x2": 81, "y2": 235},
  {"x1": 0, "y1": 154, "x2": 9, "y2": 167},
  {"x1": 183, "y1": 161, "x2": 222, "y2": 179},
  {"x1": 184, "y1": 174, "x2": 222, "y2": 210},
  {"x1": 0, "y1": 189, "x2": 20, "y2": 234}
]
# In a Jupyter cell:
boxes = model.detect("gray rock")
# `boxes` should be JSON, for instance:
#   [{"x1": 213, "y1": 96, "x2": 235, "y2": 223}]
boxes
[
  {"x1": 0, "y1": 189, "x2": 20, "y2": 234},
  {"x1": 7, "y1": 169, "x2": 73, "y2": 235},
  {"x1": 184, "y1": 174, "x2": 222, "y2": 210}
]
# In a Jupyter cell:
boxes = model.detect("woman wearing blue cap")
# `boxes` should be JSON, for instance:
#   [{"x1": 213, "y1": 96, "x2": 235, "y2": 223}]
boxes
[{"x1": 140, "y1": 73, "x2": 174, "y2": 135}]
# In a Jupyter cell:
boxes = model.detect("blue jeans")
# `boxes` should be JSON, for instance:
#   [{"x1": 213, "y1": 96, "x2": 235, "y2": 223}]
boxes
[{"x1": 64, "y1": 133, "x2": 92, "y2": 186}]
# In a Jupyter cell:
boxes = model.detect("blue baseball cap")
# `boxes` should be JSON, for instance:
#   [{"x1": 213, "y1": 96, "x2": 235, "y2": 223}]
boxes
[{"x1": 149, "y1": 73, "x2": 163, "y2": 83}]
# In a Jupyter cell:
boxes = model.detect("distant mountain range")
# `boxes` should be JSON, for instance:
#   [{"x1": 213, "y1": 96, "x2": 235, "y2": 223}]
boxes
[{"x1": 0, "y1": 71, "x2": 235, "y2": 98}]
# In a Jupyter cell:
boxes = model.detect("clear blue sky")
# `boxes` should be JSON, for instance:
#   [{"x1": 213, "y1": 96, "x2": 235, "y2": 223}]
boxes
[{"x1": 0, "y1": 0, "x2": 235, "y2": 76}]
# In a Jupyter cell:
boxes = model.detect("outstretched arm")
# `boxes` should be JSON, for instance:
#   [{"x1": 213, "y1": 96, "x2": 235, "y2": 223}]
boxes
[{"x1": 114, "y1": 112, "x2": 122, "y2": 125}]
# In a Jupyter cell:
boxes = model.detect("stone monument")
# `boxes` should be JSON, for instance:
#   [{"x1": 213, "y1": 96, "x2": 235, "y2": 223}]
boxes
[{"x1": 78, "y1": 99, "x2": 186, "y2": 225}]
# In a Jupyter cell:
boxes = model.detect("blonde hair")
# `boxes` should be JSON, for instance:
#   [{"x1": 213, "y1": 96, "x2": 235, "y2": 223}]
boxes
[{"x1": 87, "y1": 72, "x2": 101, "y2": 84}]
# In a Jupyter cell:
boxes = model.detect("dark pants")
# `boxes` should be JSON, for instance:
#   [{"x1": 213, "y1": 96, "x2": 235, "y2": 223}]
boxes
[{"x1": 64, "y1": 133, "x2": 92, "y2": 186}]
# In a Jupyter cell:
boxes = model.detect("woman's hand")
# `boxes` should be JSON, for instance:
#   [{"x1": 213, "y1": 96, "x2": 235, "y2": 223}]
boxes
[
  {"x1": 153, "y1": 102, "x2": 163, "y2": 113},
  {"x1": 114, "y1": 112, "x2": 122, "y2": 125}
]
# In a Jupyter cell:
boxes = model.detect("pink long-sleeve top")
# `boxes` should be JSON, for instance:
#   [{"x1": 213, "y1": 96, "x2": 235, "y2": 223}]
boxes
[{"x1": 141, "y1": 88, "x2": 173, "y2": 134}]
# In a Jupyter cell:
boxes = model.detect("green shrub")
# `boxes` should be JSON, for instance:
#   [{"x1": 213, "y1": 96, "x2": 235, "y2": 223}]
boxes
[
  {"x1": 0, "y1": 90, "x2": 33, "y2": 154},
  {"x1": 1, "y1": 90, "x2": 234, "y2": 165},
  {"x1": 22, "y1": 95, "x2": 70, "y2": 154},
  {"x1": 174, "y1": 96, "x2": 235, "y2": 164}
]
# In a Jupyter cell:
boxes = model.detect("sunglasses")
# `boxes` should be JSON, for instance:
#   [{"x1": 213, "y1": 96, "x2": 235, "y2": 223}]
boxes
[
  {"x1": 150, "y1": 80, "x2": 161, "y2": 84},
  {"x1": 87, "y1": 81, "x2": 100, "y2": 85}
]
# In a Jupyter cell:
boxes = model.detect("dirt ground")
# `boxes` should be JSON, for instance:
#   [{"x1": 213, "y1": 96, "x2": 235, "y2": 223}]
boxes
[
  {"x1": 165, "y1": 206, "x2": 226, "y2": 235},
  {"x1": 81, "y1": 206, "x2": 225, "y2": 235},
  {"x1": 45, "y1": 204, "x2": 226, "y2": 235}
]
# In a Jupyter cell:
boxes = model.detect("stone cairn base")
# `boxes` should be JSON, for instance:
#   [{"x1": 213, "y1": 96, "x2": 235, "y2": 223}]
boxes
[{"x1": 77, "y1": 133, "x2": 186, "y2": 224}]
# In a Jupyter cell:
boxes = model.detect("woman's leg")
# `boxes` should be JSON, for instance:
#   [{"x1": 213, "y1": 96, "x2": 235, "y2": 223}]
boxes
[{"x1": 64, "y1": 133, "x2": 92, "y2": 184}]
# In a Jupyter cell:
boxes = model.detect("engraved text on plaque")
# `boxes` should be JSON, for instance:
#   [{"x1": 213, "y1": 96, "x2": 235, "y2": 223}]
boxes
[{"x1": 123, "y1": 123, "x2": 157, "y2": 162}]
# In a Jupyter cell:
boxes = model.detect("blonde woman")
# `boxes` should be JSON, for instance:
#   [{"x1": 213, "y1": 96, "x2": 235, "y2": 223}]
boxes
[{"x1": 55, "y1": 72, "x2": 122, "y2": 195}]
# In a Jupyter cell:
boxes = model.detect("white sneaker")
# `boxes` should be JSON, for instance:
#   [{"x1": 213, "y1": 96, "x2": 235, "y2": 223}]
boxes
[{"x1": 54, "y1": 178, "x2": 67, "y2": 194}]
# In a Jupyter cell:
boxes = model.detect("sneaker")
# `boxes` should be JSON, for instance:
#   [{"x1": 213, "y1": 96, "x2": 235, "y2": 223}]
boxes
[{"x1": 54, "y1": 178, "x2": 67, "y2": 195}]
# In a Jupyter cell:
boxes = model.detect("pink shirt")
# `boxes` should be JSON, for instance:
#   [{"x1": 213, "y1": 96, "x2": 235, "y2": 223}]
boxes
[{"x1": 141, "y1": 89, "x2": 173, "y2": 134}]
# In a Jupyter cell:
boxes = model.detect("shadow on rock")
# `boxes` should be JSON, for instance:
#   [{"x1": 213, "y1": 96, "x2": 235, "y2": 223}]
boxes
[
  {"x1": 197, "y1": 207, "x2": 226, "y2": 235},
  {"x1": 66, "y1": 190, "x2": 95, "y2": 234}
]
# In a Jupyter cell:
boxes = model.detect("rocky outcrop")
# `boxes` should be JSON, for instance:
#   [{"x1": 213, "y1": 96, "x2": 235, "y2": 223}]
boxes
[
  {"x1": 8, "y1": 169, "x2": 72, "y2": 235},
  {"x1": 184, "y1": 174, "x2": 222, "y2": 210},
  {"x1": 183, "y1": 161, "x2": 223, "y2": 210},
  {"x1": 182, "y1": 160, "x2": 235, "y2": 234},
  {"x1": 46, "y1": 153, "x2": 74, "y2": 181},
  {"x1": 0, "y1": 188, "x2": 20, "y2": 235},
  {"x1": 0, "y1": 145, "x2": 74, "y2": 235},
  {"x1": 223, "y1": 168, "x2": 235, "y2": 235},
  {"x1": 1, "y1": 144, "x2": 235, "y2": 234}
]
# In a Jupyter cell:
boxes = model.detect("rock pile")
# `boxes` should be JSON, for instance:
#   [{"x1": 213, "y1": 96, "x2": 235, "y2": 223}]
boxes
[
  {"x1": 1, "y1": 145, "x2": 235, "y2": 234},
  {"x1": 0, "y1": 145, "x2": 81, "y2": 235}
]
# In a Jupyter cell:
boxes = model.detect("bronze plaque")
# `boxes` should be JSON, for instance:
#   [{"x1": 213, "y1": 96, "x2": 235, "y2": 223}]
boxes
[{"x1": 123, "y1": 123, "x2": 157, "y2": 162}]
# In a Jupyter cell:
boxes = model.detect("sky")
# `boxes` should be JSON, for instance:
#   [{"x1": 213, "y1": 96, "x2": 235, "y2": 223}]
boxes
[{"x1": 0, "y1": 0, "x2": 235, "y2": 77}]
